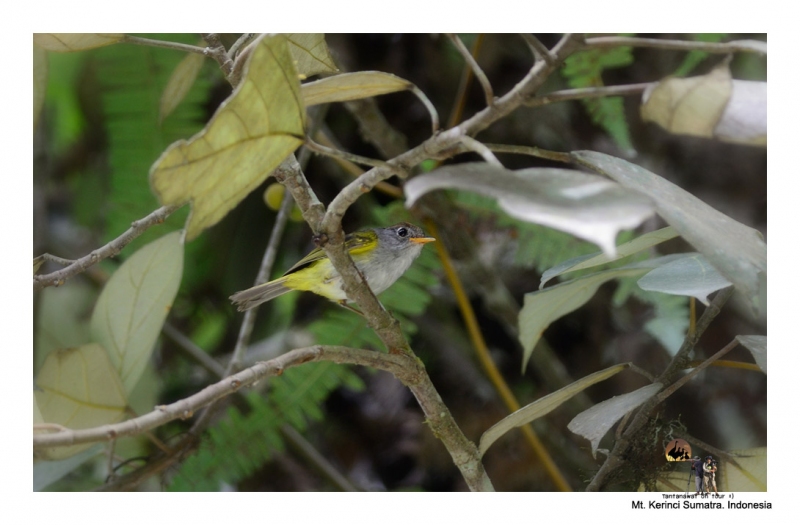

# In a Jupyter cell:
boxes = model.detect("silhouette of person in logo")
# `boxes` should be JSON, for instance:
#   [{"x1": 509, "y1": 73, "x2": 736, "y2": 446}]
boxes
[{"x1": 691, "y1": 456, "x2": 705, "y2": 494}]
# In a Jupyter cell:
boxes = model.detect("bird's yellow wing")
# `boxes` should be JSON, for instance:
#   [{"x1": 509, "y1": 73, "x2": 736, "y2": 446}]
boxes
[{"x1": 283, "y1": 230, "x2": 375, "y2": 275}]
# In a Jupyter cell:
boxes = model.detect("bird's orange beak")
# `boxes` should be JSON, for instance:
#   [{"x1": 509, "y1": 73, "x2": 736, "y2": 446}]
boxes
[{"x1": 411, "y1": 236, "x2": 436, "y2": 244}]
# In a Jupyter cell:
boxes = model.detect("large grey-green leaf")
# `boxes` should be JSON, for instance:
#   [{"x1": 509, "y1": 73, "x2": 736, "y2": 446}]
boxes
[
  {"x1": 567, "y1": 383, "x2": 662, "y2": 458},
  {"x1": 33, "y1": 445, "x2": 103, "y2": 491},
  {"x1": 572, "y1": 151, "x2": 766, "y2": 309},
  {"x1": 90, "y1": 231, "x2": 183, "y2": 394},
  {"x1": 34, "y1": 344, "x2": 128, "y2": 460},
  {"x1": 519, "y1": 254, "x2": 686, "y2": 370},
  {"x1": 405, "y1": 163, "x2": 655, "y2": 256},
  {"x1": 286, "y1": 34, "x2": 337, "y2": 77},
  {"x1": 540, "y1": 226, "x2": 679, "y2": 288},
  {"x1": 637, "y1": 253, "x2": 732, "y2": 305},
  {"x1": 479, "y1": 364, "x2": 630, "y2": 457},
  {"x1": 736, "y1": 335, "x2": 766, "y2": 374}
]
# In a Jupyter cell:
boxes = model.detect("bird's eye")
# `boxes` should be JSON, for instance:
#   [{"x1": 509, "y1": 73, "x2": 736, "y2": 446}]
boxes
[{"x1": 397, "y1": 227, "x2": 408, "y2": 237}]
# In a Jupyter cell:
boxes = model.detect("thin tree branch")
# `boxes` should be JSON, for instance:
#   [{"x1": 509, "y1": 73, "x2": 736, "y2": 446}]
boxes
[
  {"x1": 459, "y1": 136, "x2": 503, "y2": 167},
  {"x1": 485, "y1": 143, "x2": 572, "y2": 163},
  {"x1": 201, "y1": 33, "x2": 233, "y2": 78},
  {"x1": 33, "y1": 204, "x2": 180, "y2": 291},
  {"x1": 447, "y1": 34, "x2": 494, "y2": 108},
  {"x1": 227, "y1": 33, "x2": 257, "y2": 59},
  {"x1": 304, "y1": 138, "x2": 404, "y2": 174},
  {"x1": 525, "y1": 83, "x2": 653, "y2": 108},
  {"x1": 655, "y1": 339, "x2": 739, "y2": 404},
  {"x1": 584, "y1": 36, "x2": 767, "y2": 55},
  {"x1": 162, "y1": 323, "x2": 225, "y2": 378},
  {"x1": 520, "y1": 34, "x2": 555, "y2": 65},
  {"x1": 121, "y1": 35, "x2": 209, "y2": 56}
]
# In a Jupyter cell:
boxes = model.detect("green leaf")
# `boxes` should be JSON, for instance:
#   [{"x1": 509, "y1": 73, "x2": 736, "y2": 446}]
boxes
[
  {"x1": 406, "y1": 163, "x2": 654, "y2": 257},
  {"x1": 34, "y1": 33, "x2": 123, "y2": 52},
  {"x1": 33, "y1": 445, "x2": 103, "y2": 491},
  {"x1": 637, "y1": 253, "x2": 732, "y2": 305},
  {"x1": 540, "y1": 226, "x2": 679, "y2": 288},
  {"x1": 673, "y1": 34, "x2": 728, "y2": 77},
  {"x1": 572, "y1": 150, "x2": 766, "y2": 310},
  {"x1": 479, "y1": 363, "x2": 630, "y2": 457},
  {"x1": 567, "y1": 383, "x2": 663, "y2": 458},
  {"x1": 34, "y1": 344, "x2": 128, "y2": 460},
  {"x1": 35, "y1": 282, "x2": 96, "y2": 373},
  {"x1": 90, "y1": 231, "x2": 184, "y2": 394},
  {"x1": 150, "y1": 34, "x2": 305, "y2": 240},
  {"x1": 159, "y1": 43, "x2": 206, "y2": 123},
  {"x1": 519, "y1": 255, "x2": 685, "y2": 369},
  {"x1": 301, "y1": 71, "x2": 412, "y2": 106},
  {"x1": 736, "y1": 335, "x2": 766, "y2": 374}
]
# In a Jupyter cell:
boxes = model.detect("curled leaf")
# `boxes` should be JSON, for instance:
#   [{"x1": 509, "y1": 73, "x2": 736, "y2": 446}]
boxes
[
  {"x1": 406, "y1": 163, "x2": 654, "y2": 257},
  {"x1": 150, "y1": 34, "x2": 305, "y2": 240},
  {"x1": 637, "y1": 253, "x2": 732, "y2": 305}
]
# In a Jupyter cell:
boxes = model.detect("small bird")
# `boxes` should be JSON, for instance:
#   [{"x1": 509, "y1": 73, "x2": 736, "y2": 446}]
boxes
[{"x1": 230, "y1": 223, "x2": 435, "y2": 311}]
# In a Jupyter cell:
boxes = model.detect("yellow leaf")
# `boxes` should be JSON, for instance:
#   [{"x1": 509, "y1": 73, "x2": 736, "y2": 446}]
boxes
[
  {"x1": 150, "y1": 34, "x2": 305, "y2": 240},
  {"x1": 34, "y1": 344, "x2": 128, "y2": 460},
  {"x1": 33, "y1": 33, "x2": 123, "y2": 52},
  {"x1": 286, "y1": 34, "x2": 337, "y2": 77},
  {"x1": 301, "y1": 71, "x2": 412, "y2": 107},
  {"x1": 160, "y1": 43, "x2": 206, "y2": 123}
]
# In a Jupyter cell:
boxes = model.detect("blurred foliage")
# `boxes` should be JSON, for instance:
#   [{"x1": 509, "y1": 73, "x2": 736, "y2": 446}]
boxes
[{"x1": 33, "y1": 33, "x2": 766, "y2": 492}]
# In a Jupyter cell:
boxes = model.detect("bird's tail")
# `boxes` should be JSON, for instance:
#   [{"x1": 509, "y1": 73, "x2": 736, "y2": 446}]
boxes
[{"x1": 229, "y1": 277, "x2": 292, "y2": 311}]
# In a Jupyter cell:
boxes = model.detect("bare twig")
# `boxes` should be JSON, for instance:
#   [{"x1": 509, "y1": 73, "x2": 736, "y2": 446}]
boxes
[
  {"x1": 520, "y1": 34, "x2": 556, "y2": 65},
  {"x1": 121, "y1": 35, "x2": 208, "y2": 56},
  {"x1": 227, "y1": 33, "x2": 257, "y2": 59},
  {"x1": 447, "y1": 34, "x2": 494, "y2": 108},
  {"x1": 459, "y1": 136, "x2": 503, "y2": 167},
  {"x1": 201, "y1": 33, "x2": 233, "y2": 78},
  {"x1": 655, "y1": 339, "x2": 739, "y2": 404},
  {"x1": 584, "y1": 36, "x2": 767, "y2": 55},
  {"x1": 304, "y1": 138, "x2": 404, "y2": 174},
  {"x1": 33, "y1": 204, "x2": 180, "y2": 291},
  {"x1": 525, "y1": 83, "x2": 653, "y2": 108},
  {"x1": 485, "y1": 143, "x2": 572, "y2": 163},
  {"x1": 162, "y1": 323, "x2": 225, "y2": 378}
]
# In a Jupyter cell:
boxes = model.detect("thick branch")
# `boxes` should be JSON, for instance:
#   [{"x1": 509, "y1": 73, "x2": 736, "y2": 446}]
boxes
[{"x1": 584, "y1": 36, "x2": 767, "y2": 55}]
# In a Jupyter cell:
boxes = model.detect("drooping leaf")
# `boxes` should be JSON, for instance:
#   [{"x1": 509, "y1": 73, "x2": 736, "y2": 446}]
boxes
[
  {"x1": 159, "y1": 45, "x2": 206, "y2": 123},
  {"x1": 540, "y1": 226, "x2": 679, "y2": 288},
  {"x1": 301, "y1": 71, "x2": 413, "y2": 107},
  {"x1": 90, "y1": 231, "x2": 184, "y2": 394},
  {"x1": 286, "y1": 34, "x2": 337, "y2": 77},
  {"x1": 34, "y1": 344, "x2": 128, "y2": 460},
  {"x1": 34, "y1": 33, "x2": 123, "y2": 52},
  {"x1": 150, "y1": 34, "x2": 305, "y2": 240},
  {"x1": 479, "y1": 364, "x2": 630, "y2": 457},
  {"x1": 519, "y1": 255, "x2": 687, "y2": 369},
  {"x1": 34, "y1": 43, "x2": 48, "y2": 128},
  {"x1": 736, "y1": 335, "x2": 766, "y2": 374},
  {"x1": 567, "y1": 383, "x2": 663, "y2": 458},
  {"x1": 637, "y1": 253, "x2": 732, "y2": 305},
  {"x1": 405, "y1": 163, "x2": 654, "y2": 257},
  {"x1": 572, "y1": 150, "x2": 766, "y2": 310}
]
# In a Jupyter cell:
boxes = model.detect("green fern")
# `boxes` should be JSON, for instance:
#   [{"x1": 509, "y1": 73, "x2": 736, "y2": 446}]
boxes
[
  {"x1": 93, "y1": 34, "x2": 212, "y2": 255},
  {"x1": 673, "y1": 34, "x2": 728, "y2": 77},
  {"x1": 562, "y1": 43, "x2": 635, "y2": 154},
  {"x1": 168, "y1": 363, "x2": 364, "y2": 491}
]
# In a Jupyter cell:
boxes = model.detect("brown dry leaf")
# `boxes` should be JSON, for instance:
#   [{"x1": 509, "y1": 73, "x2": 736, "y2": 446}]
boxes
[
  {"x1": 159, "y1": 42, "x2": 206, "y2": 123},
  {"x1": 34, "y1": 344, "x2": 128, "y2": 460},
  {"x1": 33, "y1": 33, "x2": 123, "y2": 52},
  {"x1": 149, "y1": 34, "x2": 305, "y2": 240},
  {"x1": 286, "y1": 34, "x2": 337, "y2": 77},
  {"x1": 301, "y1": 71, "x2": 413, "y2": 107}
]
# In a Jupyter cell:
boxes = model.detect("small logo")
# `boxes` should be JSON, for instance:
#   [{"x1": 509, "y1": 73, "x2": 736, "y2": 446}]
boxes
[{"x1": 665, "y1": 438, "x2": 692, "y2": 461}]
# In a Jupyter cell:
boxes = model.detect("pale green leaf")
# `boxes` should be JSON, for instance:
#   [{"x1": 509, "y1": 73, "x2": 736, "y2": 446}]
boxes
[
  {"x1": 286, "y1": 34, "x2": 337, "y2": 77},
  {"x1": 159, "y1": 44, "x2": 206, "y2": 123},
  {"x1": 479, "y1": 363, "x2": 630, "y2": 457},
  {"x1": 519, "y1": 255, "x2": 685, "y2": 369},
  {"x1": 34, "y1": 344, "x2": 128, "y2": 460},
  {"x1": 637, "y1": 253, "x2": 732, "y2": 305},
  {"x1": 540, "y1": 226, "x2": 679, "y2": 288},
  {"x1": 572, "y1": 151, "x2": 766, "y2": 309},
  {"x1": 33, "y1": 445, "x2": 103, "y2": 491},
  {"x1": 150, "y1": 34, "x2": 305, "y2": 240},
  {"x1": 567, "y1": 383, "x2": 663, "y2": 458},
  {"x1": 736, "y1": 335, "x2": 766, "y2": 374},
  {"x1": 34, "y1": 43, "x2": 48, "y2": 128},
  {"x1": 35, "y1": 282, "x2": 96, "y2": 373},
  {"x1": 301, "y1": 71, "x2": 412, "y2": 107},
  {"x1": 90, "y1": 231, "x2": 184, "y2": 394},
  {"x1": 34, "y1": 33, "x2": 123, "y2": 52},
  {"x1": 405, "y1": 163, "x2": 654, "y2": 257}
]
